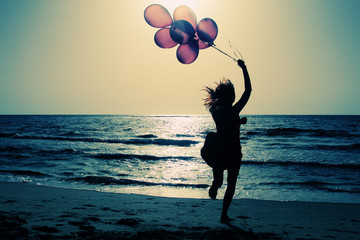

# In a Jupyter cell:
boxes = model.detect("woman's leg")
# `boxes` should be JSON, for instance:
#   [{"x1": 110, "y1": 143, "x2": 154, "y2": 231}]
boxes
[
  {"x1": 209, "y1": 167, "x2": 223, "y2": 200},
  {"x1": 221, "y1": 166, "x2": 240, "y2": 222}
]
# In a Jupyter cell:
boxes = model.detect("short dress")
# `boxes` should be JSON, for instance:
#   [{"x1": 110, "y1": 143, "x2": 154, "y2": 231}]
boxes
[{"x1": 201, "y1": 106, "x2": 243, "y2": 170}]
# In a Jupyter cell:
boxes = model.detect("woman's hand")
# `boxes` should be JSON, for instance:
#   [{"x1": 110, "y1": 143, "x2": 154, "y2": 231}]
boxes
[{"x1": 237, "y1": 59, "x2": 246, "y2": 69}]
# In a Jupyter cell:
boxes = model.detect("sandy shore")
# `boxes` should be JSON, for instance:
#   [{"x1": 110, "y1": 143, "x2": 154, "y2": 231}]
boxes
[{"x1": 0, "y1": 183, "x2": 359, "y2": 239}]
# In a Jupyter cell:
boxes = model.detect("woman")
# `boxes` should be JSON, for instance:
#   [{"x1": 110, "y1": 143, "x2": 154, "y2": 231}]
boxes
[{"x1": 203, "y1": 59, "x2": 252, "y2": 223}]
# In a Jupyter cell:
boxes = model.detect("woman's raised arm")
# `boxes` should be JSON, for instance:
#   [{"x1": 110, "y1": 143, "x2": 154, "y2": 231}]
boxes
[{"x1": 233, "y1": 60, "x2": 252, "y2": 114}]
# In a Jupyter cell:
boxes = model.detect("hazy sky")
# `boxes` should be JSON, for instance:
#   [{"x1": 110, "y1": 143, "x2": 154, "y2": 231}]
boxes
[{"x1": 1, "y1": 0, "x2": 359, "y2": 115}]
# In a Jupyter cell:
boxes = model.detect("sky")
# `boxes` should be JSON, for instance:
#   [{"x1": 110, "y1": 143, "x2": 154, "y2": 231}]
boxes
[{"x1": 0, "y1": 0, "x2": 359, "y2": 115}]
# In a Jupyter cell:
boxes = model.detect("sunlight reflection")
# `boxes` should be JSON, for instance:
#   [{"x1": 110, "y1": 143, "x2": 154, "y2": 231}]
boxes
[{"x1": 111, "y1": 185, "x2": 209, "y2": 199}]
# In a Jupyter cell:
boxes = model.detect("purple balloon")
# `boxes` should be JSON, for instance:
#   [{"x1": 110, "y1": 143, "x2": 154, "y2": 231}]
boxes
[
  {"x1": 197, "y1": 18, "x2": 218, "y2": 44},
  {"x1": 195, "y1": 33, "x2": 211, "y2": 49},
  {"x1": 176, "y1": 41, "x2": 199, "y2": 64},
  {"x1": 144, "y1": 4, "x2": 173, "y2": 28},
  {"x1": 173, "y1": 5, "x2": 197, "y2": 31},
  {"x1": 154, "y1": 28, "x2": 178, "y2": 48},
  {"x1": 170, "y1": 20, "x2": 196, "y2": 45},
  {"x1": 198, "y1": 40, "x2": 210, "y2": 49}
]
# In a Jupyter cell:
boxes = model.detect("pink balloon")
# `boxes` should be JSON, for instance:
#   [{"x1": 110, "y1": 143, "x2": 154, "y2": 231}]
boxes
[
  {"x1": 195, "y1": 33, "x2": 211, "y2": 49},
  {"x1": 144, "y1": 4, "x2": 173, "y2": 28},
  {"x1": 176, "y1": 41, "x2": 199, "y2": 64},
  {"x1": 170, "y1": 20, "x2": 196, "y2": 44},
  {"x1": 198, "y1": 40, "x2": 210, "y2": 49},
  {"x1": 154, "y1": 28, "x2": 178, "y2": 48},
  {"x1": 197, "y1": 18, "x2": 218, "y2": 44},
  {"x1": 173, "y1": 5, "x2": 197, "y2": 31}
]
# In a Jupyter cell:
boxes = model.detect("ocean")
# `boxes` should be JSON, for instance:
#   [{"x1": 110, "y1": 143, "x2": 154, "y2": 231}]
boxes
[{"x1": 0, "y1": 115, "x2": 359, "y2": 203}]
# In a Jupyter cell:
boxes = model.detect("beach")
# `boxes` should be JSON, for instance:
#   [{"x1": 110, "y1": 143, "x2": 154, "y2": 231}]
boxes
[{"x1": 1, "y1": 183, "x2": 359, "y2": 239}]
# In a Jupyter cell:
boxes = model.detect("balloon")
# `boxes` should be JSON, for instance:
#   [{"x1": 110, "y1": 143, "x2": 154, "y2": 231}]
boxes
[
  {"x1": 170, "y1": 20, "x2": 196, "y2": 44},
  {"x1": 154, "y1": 28, "x2": 178, "y2": 48},
  {"x1": 144, "y1": 4, "x2": 173, "y2": 28},
  {"x1": 173, "y1": 5, "x2": 197, "y2": 31},
  {"x1": 176, "y1": 41, "x2": 199, "y2": 64},
  {"x1": 195, "y1": 33, "x2": 210, "y2": 49},
  {"x1": 144, "y1": 5, "x2": 222, "y2": 64},
  {"x1": 197, "y1": 18, "x2": 218, "y2": 45},
  {"x1": 198, "y1": 40, "x2": 210, "y2": 49}
]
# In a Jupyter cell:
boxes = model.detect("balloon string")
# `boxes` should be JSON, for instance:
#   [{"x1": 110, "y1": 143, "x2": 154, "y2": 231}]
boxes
[
  {"x1": 229, "y1": 41, "x2": 239, "y2": 59},
  {"x1": 229, "y1": 41, "x2": 244, "y2": 61},
  {"x1": 211, "y1": 44, "x2": 237, "y2": 62}
]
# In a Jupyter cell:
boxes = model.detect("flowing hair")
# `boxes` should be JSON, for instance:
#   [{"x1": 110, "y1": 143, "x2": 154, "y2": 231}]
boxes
[{"x1": 204, "y1": 78, "x2": 235, "y2": 113}]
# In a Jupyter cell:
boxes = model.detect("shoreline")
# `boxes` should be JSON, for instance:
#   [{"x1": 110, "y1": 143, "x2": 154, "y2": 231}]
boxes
[{"x1": 1, "y1": 182, "x2": 359, "y2": 239}]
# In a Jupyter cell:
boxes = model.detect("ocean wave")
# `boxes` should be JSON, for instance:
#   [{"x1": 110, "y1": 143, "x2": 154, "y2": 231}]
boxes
[
  {"x1": 0, "y1": 169, "x2": 51, "y2": 177},
  {"x1": 12, "y1": 134, "x2": 199, "y2": 147},
  {"x1": 136, "y1": 134, "x2": 157, "y2": 138},
  {"x1": 0, "y1": 146, "x2": 33, "y2": 153},
  {"x1": 315, "y1": 143, "x2": 360, "y2": 151},
  {"x1": 92, "y1": 153, "x2": 194, "y2": 161},
  {"x1": 175, "y1": 134, "x2": 195, "y2": 138},
  {"x1": 122, "y1": 138, "x2": 198, "y2": 146},
  {"x1": 37, "y1": 148, "x2": 78, "y2": 156},
  {"x1": 0, "y1": 146, "x2": 78, "y2": 156},
  {"x1": 244, "y1": 127, "x2": 359, "y2": 138},
  {"x1": 59, "y1": 131, "x2": 81, "y2": 137},
  {"x1": 255, "y1": 142, "x2": 360, "y2": 152},
  {"x1": 260, "y1": 181, "x2": 360, "y2": 194},
  {"x1": 0, "y1": 132, "x2": 16, "y2": 138},
  {"x1": 68, "y1": 176, "x2": 209, "y2": 188},
  {"x1": 322, "y1": 187, "x2": 360, "y2": 194},
  {"x1": 242, "y1": 160, "x2": 360, "y2": 170}
]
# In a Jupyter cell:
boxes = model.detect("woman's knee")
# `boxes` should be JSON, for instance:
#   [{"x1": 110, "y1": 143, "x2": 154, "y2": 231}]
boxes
[
  {"x1": 212, "y1": 178, "x2": 223, "y2": 188},
  {"x1": 212, "y1": 168, "x2": 224, "y2": 188}
]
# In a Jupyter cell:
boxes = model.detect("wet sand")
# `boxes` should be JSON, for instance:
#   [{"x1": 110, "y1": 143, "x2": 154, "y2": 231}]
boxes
[{"x1": 0, "y1": 182, "x2": 359, "y2": 239}]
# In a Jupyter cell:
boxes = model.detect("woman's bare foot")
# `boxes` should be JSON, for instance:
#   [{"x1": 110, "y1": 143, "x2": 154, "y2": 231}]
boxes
[
  {"x1": 220, "y1": 214, "x2": 234, "y2": 223},
  {"x1": 208, "y1": 185, "x2": 218, "y2": 200}
]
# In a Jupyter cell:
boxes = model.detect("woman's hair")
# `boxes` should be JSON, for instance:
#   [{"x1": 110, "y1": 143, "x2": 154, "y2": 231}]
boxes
[{"x1": 204, "y1": 78, "x2": 235, "y2": 113}]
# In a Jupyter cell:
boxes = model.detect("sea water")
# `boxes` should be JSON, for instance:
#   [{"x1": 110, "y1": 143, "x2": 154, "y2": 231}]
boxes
[{"x1": 0, "y1": 115, "x2": 359, "y2": 203}]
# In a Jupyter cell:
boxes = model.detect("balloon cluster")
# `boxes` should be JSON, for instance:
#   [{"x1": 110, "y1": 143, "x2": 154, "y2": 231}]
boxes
[{"x1": 144, "y1": 4, "x2": 218, "y2": 64}]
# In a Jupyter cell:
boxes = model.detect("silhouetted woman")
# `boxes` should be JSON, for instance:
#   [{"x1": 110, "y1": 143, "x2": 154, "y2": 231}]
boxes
[{"x1": 203, "y1": 59, "x2": 252, "y2": 223}]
